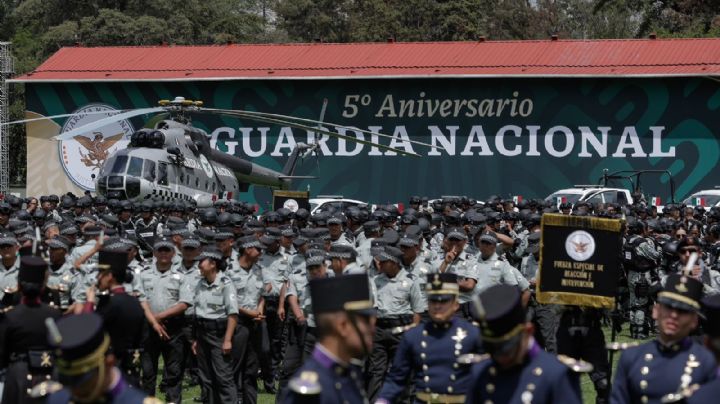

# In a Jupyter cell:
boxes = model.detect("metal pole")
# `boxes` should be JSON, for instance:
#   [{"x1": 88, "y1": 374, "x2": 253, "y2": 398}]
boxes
[{"x1": 0, "y1": 42, "x2": 14, "y2": 196}]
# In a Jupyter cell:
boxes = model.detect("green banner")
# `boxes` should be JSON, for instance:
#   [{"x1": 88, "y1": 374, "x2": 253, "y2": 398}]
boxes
[{"x1": 25, "y1": 77, "x2": 720, "y2": 206}]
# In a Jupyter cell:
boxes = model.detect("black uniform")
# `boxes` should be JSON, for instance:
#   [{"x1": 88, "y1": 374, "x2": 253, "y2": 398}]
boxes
[
  {"x1": 95, "y1": 286, "x2": 145, "y2": 385},
  {"x1": 0, "y1": 301, "x2": 62, "y2": 403}
]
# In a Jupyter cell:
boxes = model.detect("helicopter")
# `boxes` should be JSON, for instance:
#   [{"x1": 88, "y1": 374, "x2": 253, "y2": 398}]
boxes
[{"x1": 7, "y1": 96, "x2": 434, "y2": 207}]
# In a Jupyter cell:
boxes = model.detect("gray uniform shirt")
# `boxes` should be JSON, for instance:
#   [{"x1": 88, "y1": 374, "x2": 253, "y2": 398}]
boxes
[
  {"x1": 286, "y1": 270, "x2": 315, "y2": 327},
  {"x1": 403, "y1": 257, "x2": 435, "y2": 311},
  {"x1": 179, "y1": 263, "x2": 201, "y2": 316},
  {"x1": 432, "y1": 250, "x2": 478, "y2": 304},
  {"x1": 47, "y1": 261, "x2": 78, "y2": 308},
  {"x1": 259, "y1": 251, "x2": 290, "y2": 298},
  {"x1": 342, "y1": 261, "x2": 367, "y2": 275},
  {"x1": 227, "y1": 263, "x2": 264, "y2": 311},
  {"x1": 474, "y1": 252, "x2": 519, "y2": 295},
  {"x1": 183, "y1": 274, "x2": 238, "y2": 320},
  {"x1": 139, "y1": 265, "x2": 185, "y2": 314},
  {"x1": 372, "y1": 268, "x2": 424, "y2": 318},
  {"x1": 0, "y1": 258, "x2": 19, "y2": 301}
]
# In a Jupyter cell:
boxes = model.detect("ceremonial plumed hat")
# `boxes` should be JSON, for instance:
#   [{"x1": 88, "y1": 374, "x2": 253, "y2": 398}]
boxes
[{"x1": 97, "y1": 249, "x2": 129, "y2": 282}]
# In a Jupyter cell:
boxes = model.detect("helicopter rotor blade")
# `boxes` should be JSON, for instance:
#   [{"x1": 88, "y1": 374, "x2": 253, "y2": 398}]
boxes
[
  {"x1": 51, "y1": 107, "x2": 166, "y2": 140},
  {"x1": 201, "y1": 107, "x2": 437, "y2": 150},
  {"x1": 1, "y1": 110, "x2": 139, "y2": 127},
  {"x1": 205, "y1": 110, "x2": 420, "y2": 157}
]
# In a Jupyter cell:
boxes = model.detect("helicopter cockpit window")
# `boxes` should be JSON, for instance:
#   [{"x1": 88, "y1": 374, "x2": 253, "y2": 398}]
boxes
[
  {"x1": 143, "y1": 160, "x2": 156, "y2": 182},
  {"x1": 109, "y1": 155, "x2": 128, "y2": 174},
  {"x1": 158, "y1": 162, "x2": 169, "y2": 186},
  {"x1": 127, "y1": 157, "x2": 143, "y2": 177}
]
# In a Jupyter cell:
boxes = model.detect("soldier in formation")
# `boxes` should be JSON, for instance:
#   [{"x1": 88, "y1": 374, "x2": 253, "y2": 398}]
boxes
[{"x1": 3, "y1": 192, "x2": 720, "y2": 402}]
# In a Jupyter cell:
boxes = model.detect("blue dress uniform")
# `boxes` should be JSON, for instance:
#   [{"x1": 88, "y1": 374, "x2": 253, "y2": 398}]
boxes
[
  {"x1": 611, "y1": 273, "x2": 717, "y2": 404},
  {"x1": 467, "y1": 341, "x2": 584, "y2": 404},
  {"x1": 45, "y1": 313, "x2": 160, "y2": 404},
  {"x1": 377, "y1": 273, "x2": 482, "y2": 403},
  {"x1": 281, "y1": 274, "x2": 376, "y2": 404},
  {"x1": 466, "y1": 284, "x2": 585, "y2": 404},
  {"x1": 678, "y1": 293, "x2": 720, "y2": 404},
  {"x1": 610, "y1": 338, "x2": 716, "y2": 404}
]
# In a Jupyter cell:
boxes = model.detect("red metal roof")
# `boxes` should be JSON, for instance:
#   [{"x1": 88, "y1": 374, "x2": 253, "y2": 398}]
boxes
[{"x1": 11, "y1": 38, "x2": 720, "y2": 82}]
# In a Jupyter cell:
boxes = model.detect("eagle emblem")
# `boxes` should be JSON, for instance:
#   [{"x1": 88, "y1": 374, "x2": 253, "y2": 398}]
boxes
[
  {"x1": 74, "y1": 132, "x2": 124, "y2": 171},
  {"x1": 571, "y1": 240, "x2": 589, "y2": 253}
]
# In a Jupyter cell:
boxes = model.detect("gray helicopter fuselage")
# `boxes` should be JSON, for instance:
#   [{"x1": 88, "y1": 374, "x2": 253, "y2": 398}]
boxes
[{"x1": 94, "y1": 121, "x2": 243, "y2": 207}]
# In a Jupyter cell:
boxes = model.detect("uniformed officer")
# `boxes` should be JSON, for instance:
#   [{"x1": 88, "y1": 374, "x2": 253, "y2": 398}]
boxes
[
  {"x1": 433, "y1": 227, "x2": 479, "y2": 320},
  {"x1": 0, "y1": 256, "x2": 61, "y2": 403},
  {"x1": 399, "y1": 228, "x2": 434, "y2": 315},
  {"x1": 45, "y1": 313, "x2": 159, "y2": 403},
  {"x1": 376, "y1": 273, "x2": 482, "y2": 403},
  {"x1": 466, "y1": 284, "x2": 586, "y2": 404},
  {"x1": 138, "y1": 236, "x2": 186, "y2": 402},
  {"x1": 521, "y1": 232, "x2": 560, "y2": 353},
  {"x1": 611, "y1": 273, "x2": 717, "y2": 404},
  {"x1": 89, "y1": 248, "x2": 145, "y2": 386},
  {"x1": 367, "y1": 245, "x2": 424, "y2": 402},
  {"x1": 0, "y1": 232, "x2": 20, "y2": 304},
  {"x1": 45, "y1": 236, "x2": 78, "y2": 311},
  {"x1": 257, "y1": 228, "x2": 291, "y2": 393},
  {"x1": 679, "y1": 294, "x2": 720, "y2": 402},
  {"x1": 277, "y1": 249, "x2": 327, "y2": 399},
  {"x1": 184, "y1": 246, "x2": 239, "y2": 404},
  {"x1": 280, "y1": 274, "x2": 376, "y2": 404},
  {"x1": 327, "y1": 214, "x2": 352, "y2": 246},
  {"x1": 473, "y1": 230, "x2": 525, "y2": 297},
  {"x1": 227, "y1": 235, "x2": 267, "y2": 404},
  {"x1": 328, "y1": 244, "x2": 365, "y2": 275}
]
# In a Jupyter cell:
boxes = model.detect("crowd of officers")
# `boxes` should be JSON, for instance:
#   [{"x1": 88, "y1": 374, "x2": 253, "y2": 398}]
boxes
[{"x1": 1, "y1": 192, "x2": 720, "y2": 403}]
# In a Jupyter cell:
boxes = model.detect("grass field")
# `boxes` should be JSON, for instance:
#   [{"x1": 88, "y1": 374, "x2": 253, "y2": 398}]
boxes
[{"x1": 157, "y1": 326, "x2": 644, "y2": 404}]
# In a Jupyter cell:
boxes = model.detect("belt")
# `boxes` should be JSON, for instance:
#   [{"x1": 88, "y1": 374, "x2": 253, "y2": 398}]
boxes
[
  {"x1": 376, "y1": 315, "x2": 413, "y2": 328},
  {"x1": 196, "y1": 318, "x2": 227, "y2": 331},
  {"x1": 416, "y1": 392, "x2": 466, "y2": 403}
]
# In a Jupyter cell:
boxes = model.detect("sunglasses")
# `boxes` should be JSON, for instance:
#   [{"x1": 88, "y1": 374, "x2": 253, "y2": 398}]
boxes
[{"x1": 679, "y1": 248, "x2": 699, "y2": 254}]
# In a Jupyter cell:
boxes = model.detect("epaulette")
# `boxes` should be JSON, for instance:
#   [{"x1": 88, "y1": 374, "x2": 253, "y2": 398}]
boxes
[
  {"x1": 288, "y1": 370, "x2": 321, "y2": 395},
  {"x1": 143, "y1": 397, "x2": 165, "y2": 404},
  {"x1": 661, "y1": 384, "x2": 701, "y2": 403},
  {"x1": 29, "y1": 380, "x2": 63, "y2": 398},
  {"x1": 556, "y1": 354, "x2": 594, "y2": 373},
  {"x1": 457, "y1": 353, "x2": 490, "y2": 365},
  {"x1": 606, "y1": 341, "x2": 641, "y2": 352}
]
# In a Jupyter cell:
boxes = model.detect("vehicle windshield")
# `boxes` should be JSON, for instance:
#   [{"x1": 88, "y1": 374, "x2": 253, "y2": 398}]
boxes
[
  {"x1": 683, "y1": 194, "x2": 720, "y2": 206},
  {"x1": 108, "y1": 155, "x2": 128, "y2": 175},
  {"x1": 309, "y1": 202, "x2": 318, "y2": 211},
  {"x1": 545, "y1": 192, "x2": 582, "y2": 204}
]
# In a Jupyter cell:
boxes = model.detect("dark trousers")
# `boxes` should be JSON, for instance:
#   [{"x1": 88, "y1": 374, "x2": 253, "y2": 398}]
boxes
[
  {"x1": 276, "y1": 318, "x2": 307, "y2": 401},
  {"x1": 1, "y1": 361, "x2": 48, "y2": 404},
  {"x1": 366, "y1": 325, "x2": 403, "y2": 403},
  {"x1": 141, "y1": 319, "x2": 185, "y2": 402},
  {"x1": 261, "y1": 297, "x2": 284, "y2": 386},
  {"x1": 196, "y1": 318, "x2": 237, "y2": 404},
  {"x1": 182, "y1": 317, "x2": 204, "y2": 398},
  {"x1": 303, "y1": 326, "x2": 317, "y2": 359},
  {"x1": 233, "y1": 316, "x2": 262, "y2": 404},
  {"x1": 529, "y1": 303, "x2": 560, "y2": 353},
  {"x1": 557, "y1": 310, "x2": 610, "y2": 404}
]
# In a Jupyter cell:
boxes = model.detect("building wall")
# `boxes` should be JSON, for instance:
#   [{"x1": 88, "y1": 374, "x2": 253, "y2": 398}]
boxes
[{"x1": 24, "y1": 77, "x2": 720, "y2": 205}]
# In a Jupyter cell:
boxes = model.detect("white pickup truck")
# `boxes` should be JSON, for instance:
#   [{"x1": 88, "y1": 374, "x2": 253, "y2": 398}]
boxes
[
  {"x1": 682, "y1": 189, "x2": 720, "y2": 208},
  {"x1": 545, "y1": 186, "x2": 634, "y2": 207}
]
